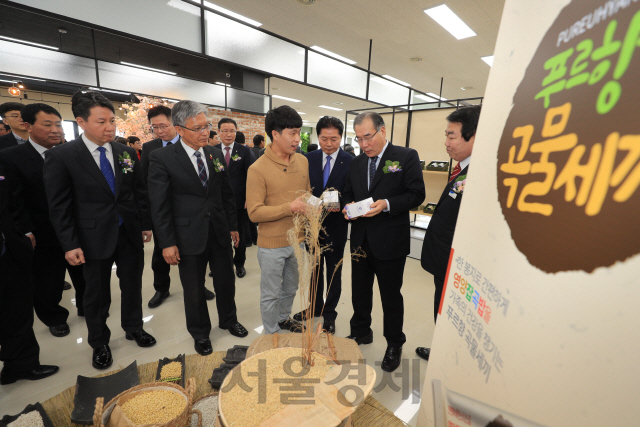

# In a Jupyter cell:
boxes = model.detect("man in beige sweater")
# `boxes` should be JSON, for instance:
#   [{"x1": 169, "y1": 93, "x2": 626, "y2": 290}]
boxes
[{"x1": 247, "y1": 105, "x2": 310, "y2": 334}]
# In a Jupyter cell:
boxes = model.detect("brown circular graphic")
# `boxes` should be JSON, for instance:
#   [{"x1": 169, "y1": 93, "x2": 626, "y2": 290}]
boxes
[{"x1": 497, "y1": 1, "x2": 640, "y2": 273}]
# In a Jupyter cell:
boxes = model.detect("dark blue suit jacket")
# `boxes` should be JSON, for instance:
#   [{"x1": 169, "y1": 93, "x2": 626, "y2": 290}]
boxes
[
  {"x1": 305, "y1": 148, "x2": 353, "y2": 248},
  {"x1": 214, "y1": 143, "x2": 255, "y2": 210}
]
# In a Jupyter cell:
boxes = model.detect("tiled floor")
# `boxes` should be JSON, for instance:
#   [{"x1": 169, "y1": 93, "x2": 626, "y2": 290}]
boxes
[{"x1": 0, "y1": 240, "x2": 437, "y2": 426}]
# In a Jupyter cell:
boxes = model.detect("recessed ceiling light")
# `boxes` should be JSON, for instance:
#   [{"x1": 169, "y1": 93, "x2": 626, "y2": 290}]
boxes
[
  {"x1": 0, "y1": 35, "x2": 59, "y2": 50},
  {"x1": 2, "y1": 74, "x2": 46, "y2": 82},
  {"x1": 333, "y1": 102, "x2": 343, "y2": 105},
  {"x1": 319, "y1": 105, "x2": 343, "y2": 111},
  {"x1": 410, "y1": 57, "x2": 423, "y2": 62},
  {"x1": 382, "y1": 75, "x2": 411, "y2": 86},
  {"x1": 272, "y1": 94, "x2": 301, "y2": 102},
  {"x1": 0, "y1": 79, "x2": 18, "y2": 84},
  {"x1": 203, "y1": 1, "x2": 262, "y2": 26},
  {"x1": 163, "y1": 98, "x2": 180, "y2": 103},
  {"x1": 461, "y1": 86, "x2": 473, "y2": 91},
  {"x1": 298, "y1": 112, "x2": 306, "y2": 115},
  {"x1": 424, "y1": 5, "x2": 476, "y2": 40},
  {"x1": 215, "y1": 82, "x2": 230, "y2": 86},
  {"x1": 120, "y1": 61, "x2": 176, "y2": 75},
  {"x1": 481, "y1": 55, "x2": 494, "y2": 66},
  {"x1": 310, "y1": 46, "x2": 356, "y2": 64},
  {"x1": 297, "y1": 0, "x2": 316, "y2": 4},
  {"x1": 427, "y1": 92, "x2": 447, "y2": 101}
]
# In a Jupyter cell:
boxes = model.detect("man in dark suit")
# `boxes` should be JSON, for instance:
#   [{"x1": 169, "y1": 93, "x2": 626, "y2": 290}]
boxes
[
  {"x1": 44, "y1": 91, "x2": 156, "y2": 370},
  {"x1": 342, "y1": 112, "x2": 425, "y2": 372},
  {"x1": 292, "y1": 116, "x2": 352, "y2": 335},
  {"x1": 0, "y1": 102, "x2": 29, "y2": 150},
  {"x1": 141, "y1": 105, "x2": 216, "y2": 308},
  {"x1": 251, "y1": 134, "x2": 264, "y2": 159},
  {"x1": 0, "y1": 120, "x2": 10, "y2": 136},
  {"x1": 417, "y1": 105, "x2": 481, "y2": 362},
  {"x1": 0, "y1": 103, "x2": 86, "y2": 338},
  {"x1": 0, "y1": 165, "x2": 59, "y2": 385},
  {"x1": 213, "y1": 118, "x2": 255, "y2": 278},
  {"x1": 147, "y1": 101, "x2": 248, "y2": 356}
]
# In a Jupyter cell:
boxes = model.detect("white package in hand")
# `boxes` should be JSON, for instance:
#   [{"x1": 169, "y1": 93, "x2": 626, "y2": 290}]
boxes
[{"x1": 345, "y1": 197, "x2": 373, "y2": 219}]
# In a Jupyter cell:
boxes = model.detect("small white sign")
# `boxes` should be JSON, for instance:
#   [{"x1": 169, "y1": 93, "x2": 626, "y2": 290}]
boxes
[{"x1": 345, "y1": 197, "x2": 374, "y2": 219}]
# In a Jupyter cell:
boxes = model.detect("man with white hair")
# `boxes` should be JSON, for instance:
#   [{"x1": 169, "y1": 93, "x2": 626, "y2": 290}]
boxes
[{"x1": 147, "y1": 100, "x2": 248, "y2": 356}]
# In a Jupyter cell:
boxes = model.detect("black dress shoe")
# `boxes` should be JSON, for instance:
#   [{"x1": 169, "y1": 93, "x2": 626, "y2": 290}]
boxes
[
  {"x1": 205, "y1": 288, "x2": 216, "y2": 301},
  {"x1": 381, "y1": 346, "x2": 403, "y2": 372},
  {"x1": 246, "y1": 242, "x2": 253, "y2": 248},
  {"x1": 0, "y1": 364, "x2": 60, "y2": 385},
  {"x1": 49, "y1": 323, "x2": 70, "y2": 337},
  {"x1": 346, "y1": 329, "x2": 373, "y2": 345},
  {"x1": 148, "y1": 291, "x2": 170, "y2": 308},
  {"x1": 125, "y1": 330, "x2": 157, "y2": 347},
  {"x1": 323, "y1": 318, "x2": 336, "y2": 335},
  {"x1": 63, "y1": 281, "x2": 72, "y2": 290},
  {"x1": 292, "y1": 308, "x2": 322, "y2": 322},
  {"x1": 92, "y1": 345, "x2": 113, "y2": 370},
  {"x1": 235, "y1": 266, "x2": 246, "y2": 278},
  {"x1": 194, "y1": 338, "x2": 213, "y2": 356},
  {"x1": 416, "y1": 347, "x2": 430, "y2": 361},
  {"x1": 278, "y1": 318, "x2": 304, "y2": 333},
  {"x1": 221, "y1": 322, "x2": 248, "y2": 337}
]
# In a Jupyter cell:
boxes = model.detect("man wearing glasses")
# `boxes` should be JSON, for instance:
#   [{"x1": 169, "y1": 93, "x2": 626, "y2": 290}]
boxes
[
  {"x1": 142, "y1": 105, "x2": 215, "y2": 308},
  {"x1": 147, "y1": 100, "x2": 248, "y2": 356},
  {"x1": 0, "y1": 102, "x2": 29, "y2": 150},
  {"x1": 342, "y1": 112, "x2": 425, "y2": 373},
  {"x1": 213, "y1": 118, "x2": 255, "y2": 279}
]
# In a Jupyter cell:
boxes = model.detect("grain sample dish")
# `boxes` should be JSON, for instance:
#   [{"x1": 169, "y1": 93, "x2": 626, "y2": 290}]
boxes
[
  {"x1": 221, "y1": 348, "x2": 334, "y2": 427},
  {"x1": 160, "y1": 361, "x2": 182, "y2": 381},
  {"x1": 121, "y1": 390, "x2": 186, "y2": 425},
  {"x1": 8, "y1": 411, "x2": 44, "y2": 427},
  {"x1": 190, "y1": 395, "x2": 218, "y2": 427}
]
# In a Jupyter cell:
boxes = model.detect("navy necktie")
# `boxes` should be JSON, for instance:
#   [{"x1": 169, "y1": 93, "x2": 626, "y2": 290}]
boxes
[
  {"x1": 194, "y1": 151, "x2": 208, "y2": 189},
  {"x1": 369, "y1": 156, "x2": 378, "y2": 189},
  {"x1": 97, "y1": 146, "x2": 122, "y2": 225},
  {"x1": 323, "y1": 156, "x2": 331, "y2": 188}
]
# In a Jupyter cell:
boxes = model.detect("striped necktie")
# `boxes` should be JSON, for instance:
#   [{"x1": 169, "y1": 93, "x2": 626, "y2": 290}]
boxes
[{"x1": 449, "y1": 163, "x2": 462, "y2": 182}]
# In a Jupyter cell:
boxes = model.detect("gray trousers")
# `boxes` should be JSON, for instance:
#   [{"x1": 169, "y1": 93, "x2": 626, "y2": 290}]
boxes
[{"x1": 257, "y1": 245, "x2": 300, "y2": 334}]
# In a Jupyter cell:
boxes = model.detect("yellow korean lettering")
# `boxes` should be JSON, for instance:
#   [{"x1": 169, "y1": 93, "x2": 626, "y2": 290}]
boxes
[
  {"x1": 612, "y1": 134, "x2": 640, "y2": 203},
  {"x1": 586, "y1": 132, "x2": 619, "y2": 216},
  {"x1": 553, "y1": 143, "x2": 602, "y2": 205}
]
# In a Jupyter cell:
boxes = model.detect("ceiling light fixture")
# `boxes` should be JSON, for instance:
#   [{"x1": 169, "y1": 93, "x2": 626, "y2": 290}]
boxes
[
  {"x1": 424, "y1": 5, "x2": 476, "y2": 40},
  {"x1": 2, "y1": 74, "x2": 46, "y2": 82},
  {"x1": 0, "y1": 35, "x2": 59, "y2": 50},
  {"x1": 88, "y1": 87, "x2": 131, "y2": 95},
  {"x1": 410, "y1": 57, "x2": 423, "y2": 62},
  {"x1": 0, "y1": 79, "x2": 18, "y2": 84},
  {"x1": 298, "y1": 112, "x2": 306, "y2": 115},
  {"x1": 310, "y1": 46, "x2": 356, "y2": 64},
  {"x1": 120, "y1": 61, "x2": 177, "y2": 75},
  {"x1": 382, "y1": 75, "x2": 411, "y2": 87},
  {"x1": 272, "y1": 95, "x2": 302, "y2": 102},
  {"x1": 17, "y1": 81, "x2": 24, "y2": 89},
  {"x1": 8, "y1": 87, "x2": 20, "y2": 97},
  {"x1": 481, "y1": 55, "x2": 494, "y2": 66},
  {"x1": 203, "y1": 2, "x2": 262, "y2": 27},
  {"x1": 215, "y1": 82, "x2": 230, "y2": 86},
  {"x1": 427, "y1": 92, "x2": 448, "y2": 101},
  {"x1": 318, "y1": 105, "x2": 343, "y2": 111},
  {"x1": 162, "y1": 98, "x2": 180, "y2": 103}
]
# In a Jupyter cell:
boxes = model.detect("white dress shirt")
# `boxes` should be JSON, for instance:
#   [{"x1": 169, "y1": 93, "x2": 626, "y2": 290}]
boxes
[
  {"x1": 368, "y1": 141, "x2": 390, "y2": 212},
  {"x1": 221, "y1": 141, "x2": 235, "y2": 157},
  {"x1": 13, "y1": 132, "x2": 27, "y2": 144},
  {"x1": 163, "y1": 134, "x2": 180, "y2": 147},
  {"x1": 322, "y1": 149, "x2": 339, "y2": 175},
  {"x1": 181, "y1": 141, "x2": 209, "y2": 176},
  {"x1": 29, "y1": 138, "x2": 48, "y2": 159},
  {"x1": 458, "y1": 156, "x2": 471, "y2": 171},
  {"x1": 82, "y1": 133, "x2": 114, "y2": 173}
]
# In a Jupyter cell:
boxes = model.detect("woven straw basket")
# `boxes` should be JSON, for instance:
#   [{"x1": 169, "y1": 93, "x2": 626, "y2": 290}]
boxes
[
  {"x1": 190, "y1": 391, "x2": 219, "y2": 427},
  {"x1": 93, "y1": 377, "x2": 199, "y2": 427}
]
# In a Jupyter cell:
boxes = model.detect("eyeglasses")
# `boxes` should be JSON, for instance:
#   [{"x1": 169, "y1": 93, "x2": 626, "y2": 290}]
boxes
[
  {"x1": 151, "y1": 125, "x2": 171, "y2": 131},
  {"x1": 178, "y1": 123, "x2": 212, "y2": 134},
  {"x1": 4, "y1": 114, "x2": 21, "y2": 120},
  {"x1": 354, "y1": 129, "x2": 379, "y2": 143},
  {"x1": 219, "y1": 130, "x2": 236, "y2": 134}
]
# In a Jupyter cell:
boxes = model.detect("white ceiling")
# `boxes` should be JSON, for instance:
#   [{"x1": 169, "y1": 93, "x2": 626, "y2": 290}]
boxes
[{"x1": 211, "y1": 0, "x2": 505, "y2": 116}]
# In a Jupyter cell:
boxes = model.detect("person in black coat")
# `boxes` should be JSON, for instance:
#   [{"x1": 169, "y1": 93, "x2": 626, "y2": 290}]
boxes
[
  {"x1": 292, "y1": 116, "x2": 352, "y2": 335},
  {"x1": 147, "y1": 101, "x2": 248, "y2": 356},
  {"x1": 0, "y1": 165, "x2": 59, "y2": 385},
  {"x1": 44, "y1": 91, "x2": 156, "y2": 370},
  {"x1": 342, "y1": 112, "x2": 425, "y2": 373},
  {"x1": 213, "y1": 118, "x2": 255, "y2": 278},
  {"x1": 0, "y1": 102, "x2": 29, "y2": 150},
  {"x1": 417, "y1": 105, "x2": 481, "y2": 362},
  {"x1": 0, "y1": 103, "x2": 86, "y2": 338}
]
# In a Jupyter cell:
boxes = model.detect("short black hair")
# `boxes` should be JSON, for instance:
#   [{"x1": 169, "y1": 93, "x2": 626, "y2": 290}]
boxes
[
  {"x1": 114, "y1": 136, "x2": 128, "y2": 145},
  {"x1": 0, "y1": 120, "x2": 10, "y2": 130},
  {"x1": 71, "y1": 90, "x2": 115, "y2": 120},
  {"x1": 253, "y1": 134, "x2": 264, "y2": 146},
  {"x1": 316, "y1": 116, "x2": 343, "y2": 137},
  {"x1": 446, "y1": 104, "x2": 482, "y2": 142},
  {"x1": 307, "y1": 143, "x2": 318, "y2": 152},
  {"x1": 148, "y1": 105, "x2": 172, "y2": 122},
  {"x1": 217, "y1": 117, "x2": 237, "y2": 129},
  {"x1": 235, "y1": 130, "x2": 245, "y2": 144},
  {"x1": 0, "y1": 102, "x2": 24, "y2": 118},
  {"x1": 265, "y1": 105, "x2": 302, "y2": 142},
  {"x1": 21, "y1": 103, "x2": 62, "y2": 125},
  {"x1": 127, "y1": 136, "x2": 140, "y2": 145},
  {"x1": 209, "y1": 130, "x2": 217, "y2": 139},
  {"x1": 343, "y1": 143, "x2": 354, "y2": 152}
]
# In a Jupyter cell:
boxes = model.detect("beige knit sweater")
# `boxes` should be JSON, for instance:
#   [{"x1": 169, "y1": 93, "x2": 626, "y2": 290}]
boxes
[{"x1": 246, "y1": 145, "x2": 311, "y2": 249}]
